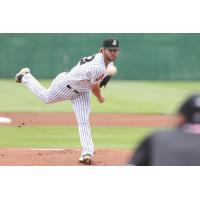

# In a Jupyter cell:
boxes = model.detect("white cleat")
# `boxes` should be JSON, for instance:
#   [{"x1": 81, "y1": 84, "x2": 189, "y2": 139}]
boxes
[
  {"x1": 15, "y1": 67, "x2": 30, "y2": 83},
  {"x1": 79, "y1": 154, "x2": 92, "y2": 165}
]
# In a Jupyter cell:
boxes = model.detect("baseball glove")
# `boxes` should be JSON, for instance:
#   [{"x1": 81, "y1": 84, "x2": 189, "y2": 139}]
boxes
[{"x1": 100, "y1": 75, "x2": 112, "y2": 88}]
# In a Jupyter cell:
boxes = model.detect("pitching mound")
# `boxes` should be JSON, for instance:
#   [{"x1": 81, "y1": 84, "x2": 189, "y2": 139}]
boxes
[{"x1": 0, "y1": 148, "x2": 132, "y2": 166}]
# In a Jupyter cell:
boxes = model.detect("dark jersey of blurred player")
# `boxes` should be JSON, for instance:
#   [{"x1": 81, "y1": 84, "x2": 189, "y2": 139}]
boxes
[
  {"x1": 129, "y1": 127, "x2": 200, "y2": 166},
  {"x1": 129, "y1": 94, "x2": 200, "y2": 166}
]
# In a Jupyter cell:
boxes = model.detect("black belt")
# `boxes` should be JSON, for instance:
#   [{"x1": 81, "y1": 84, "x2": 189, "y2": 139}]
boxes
[{"x1": 67, "y1": 85, "x2": 80, "y2": 94}]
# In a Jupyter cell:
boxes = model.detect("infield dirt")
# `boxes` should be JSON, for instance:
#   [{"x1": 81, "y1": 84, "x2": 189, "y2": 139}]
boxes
[
  {"x1": 0, "y1": 148, "x2": 131, "y2": 166},
  {"x1": 0, "y1": 112, "x2": 175, "y2": 126}
]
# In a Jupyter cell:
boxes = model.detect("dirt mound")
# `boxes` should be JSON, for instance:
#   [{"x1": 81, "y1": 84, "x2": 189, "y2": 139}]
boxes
[{"x1": 0, "y1": 148, "x2": 132, "y2": 166}]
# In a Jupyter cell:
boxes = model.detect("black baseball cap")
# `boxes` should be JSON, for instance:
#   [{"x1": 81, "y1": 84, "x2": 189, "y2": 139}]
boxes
[
  {"x1": 103, "y1": 38, "x2": 119, "y2": 49},
  {"x1": 179, "y1": 94, "x2": 200, "y2": 124}
]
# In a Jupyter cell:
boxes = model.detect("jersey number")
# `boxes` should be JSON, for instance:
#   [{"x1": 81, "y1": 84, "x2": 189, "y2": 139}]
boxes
[{"x1": 80, "y1": 55, "x2": 95, "y2": 65}]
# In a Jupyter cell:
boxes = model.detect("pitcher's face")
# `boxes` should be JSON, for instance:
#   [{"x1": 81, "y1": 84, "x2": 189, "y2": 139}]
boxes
[{"x1": 103, "y1": 48, "x2": 119, "y2": 62}]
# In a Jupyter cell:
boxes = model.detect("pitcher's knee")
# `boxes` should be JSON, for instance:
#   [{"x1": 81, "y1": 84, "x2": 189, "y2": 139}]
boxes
[
  {"x1": 42, "y1": 98, "x2": 52, "y2": 104},
  {"x1": 40, "y1": 93, "x2": 53, "y2": 104}
]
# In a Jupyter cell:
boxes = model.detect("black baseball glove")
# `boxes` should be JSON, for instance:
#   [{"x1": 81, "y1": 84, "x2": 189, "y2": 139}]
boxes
[{"x1": 100, "y1": 75, "x2": 112, "y2": 88}]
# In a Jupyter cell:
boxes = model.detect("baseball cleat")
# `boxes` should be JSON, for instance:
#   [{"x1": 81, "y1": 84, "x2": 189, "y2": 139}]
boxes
[
  {"x1": 15, "y1": 67, "x2": 30, "y2": 83},
  {"x1": 79, "y1": 154, "x2": 92, "y2": 165}
]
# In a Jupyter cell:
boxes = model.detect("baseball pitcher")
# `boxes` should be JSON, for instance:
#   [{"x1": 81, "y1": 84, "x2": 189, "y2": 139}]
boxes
[{"x1": 15, "y1": 38, "x2": 120, "y2": 165}]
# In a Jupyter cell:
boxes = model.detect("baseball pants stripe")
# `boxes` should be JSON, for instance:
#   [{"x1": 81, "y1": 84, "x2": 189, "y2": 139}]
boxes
[{"x1": 72, "y1": 91, "x2": 94, "y2": 156}]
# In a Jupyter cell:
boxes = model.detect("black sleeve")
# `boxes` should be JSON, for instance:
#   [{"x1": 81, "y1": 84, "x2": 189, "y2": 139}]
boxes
[{"x1": 129, "y1": 136, "x2": 152, "y2": 166}]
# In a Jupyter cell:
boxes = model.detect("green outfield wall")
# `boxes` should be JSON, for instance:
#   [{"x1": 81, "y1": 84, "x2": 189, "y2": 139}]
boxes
[{"x1": 0, "y1": 33, "x2": 200, "y2": 80}]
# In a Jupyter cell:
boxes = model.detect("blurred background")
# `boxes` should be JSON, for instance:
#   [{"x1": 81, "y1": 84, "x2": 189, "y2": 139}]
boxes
[
  {"x1": 0, "y1": 34, "x2": 200, "y2": 164},
  {"x1": 1, "y1": 33, "x2": 200, "y2": 80}
]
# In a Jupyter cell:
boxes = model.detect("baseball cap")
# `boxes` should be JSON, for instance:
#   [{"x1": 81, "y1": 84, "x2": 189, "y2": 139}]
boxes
[
  {"x1": 103, "y1": 38, "x2": 119, "y2": 49},
  {"x1": 179, "y1": 94, "x2": 200, "y2": 124}
]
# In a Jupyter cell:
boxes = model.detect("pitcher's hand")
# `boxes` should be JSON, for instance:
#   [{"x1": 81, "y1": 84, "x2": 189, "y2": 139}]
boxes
[{"x1": 98, "y1": 95, "x2": 105, "y2": 103}]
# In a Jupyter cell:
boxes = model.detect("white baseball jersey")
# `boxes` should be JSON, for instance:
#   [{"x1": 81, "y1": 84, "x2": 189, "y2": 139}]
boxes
[
  {"x1": 21, "y1": 52, "x2": 111, "y2": 158},
  {"x1": 65, "y1": 53, "x2": 107, "y2": 92}
]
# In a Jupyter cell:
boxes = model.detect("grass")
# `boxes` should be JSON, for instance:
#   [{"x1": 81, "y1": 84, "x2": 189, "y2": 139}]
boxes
[
  {"x1": 1, "y1": 79, "x2": 200, "y2": 113},
  {"x1": 0, "y1": 79, "x2": 199, "y2": 149},
  {"x1": 0, "y1": 126, "x2": 156, "y2": 149}
]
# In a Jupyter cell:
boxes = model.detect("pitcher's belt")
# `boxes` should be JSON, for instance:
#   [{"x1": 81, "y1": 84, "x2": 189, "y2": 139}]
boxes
[{"x1": 67, "y1": 85, "x2": 80, "y2": 94}]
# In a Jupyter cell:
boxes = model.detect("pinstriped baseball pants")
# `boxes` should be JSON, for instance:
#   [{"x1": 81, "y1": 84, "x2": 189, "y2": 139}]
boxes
[{"x1": 22, "y1": 72, "x2": 94, "y2": 156}]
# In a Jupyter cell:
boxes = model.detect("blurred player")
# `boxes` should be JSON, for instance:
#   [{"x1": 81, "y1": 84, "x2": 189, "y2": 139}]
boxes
[
  {"x1": 15, "y1": 38, "x2": 119, "y2": 165},
  {"x1": 129, "y1": 94, "x2": 200, "y2": 166}
]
